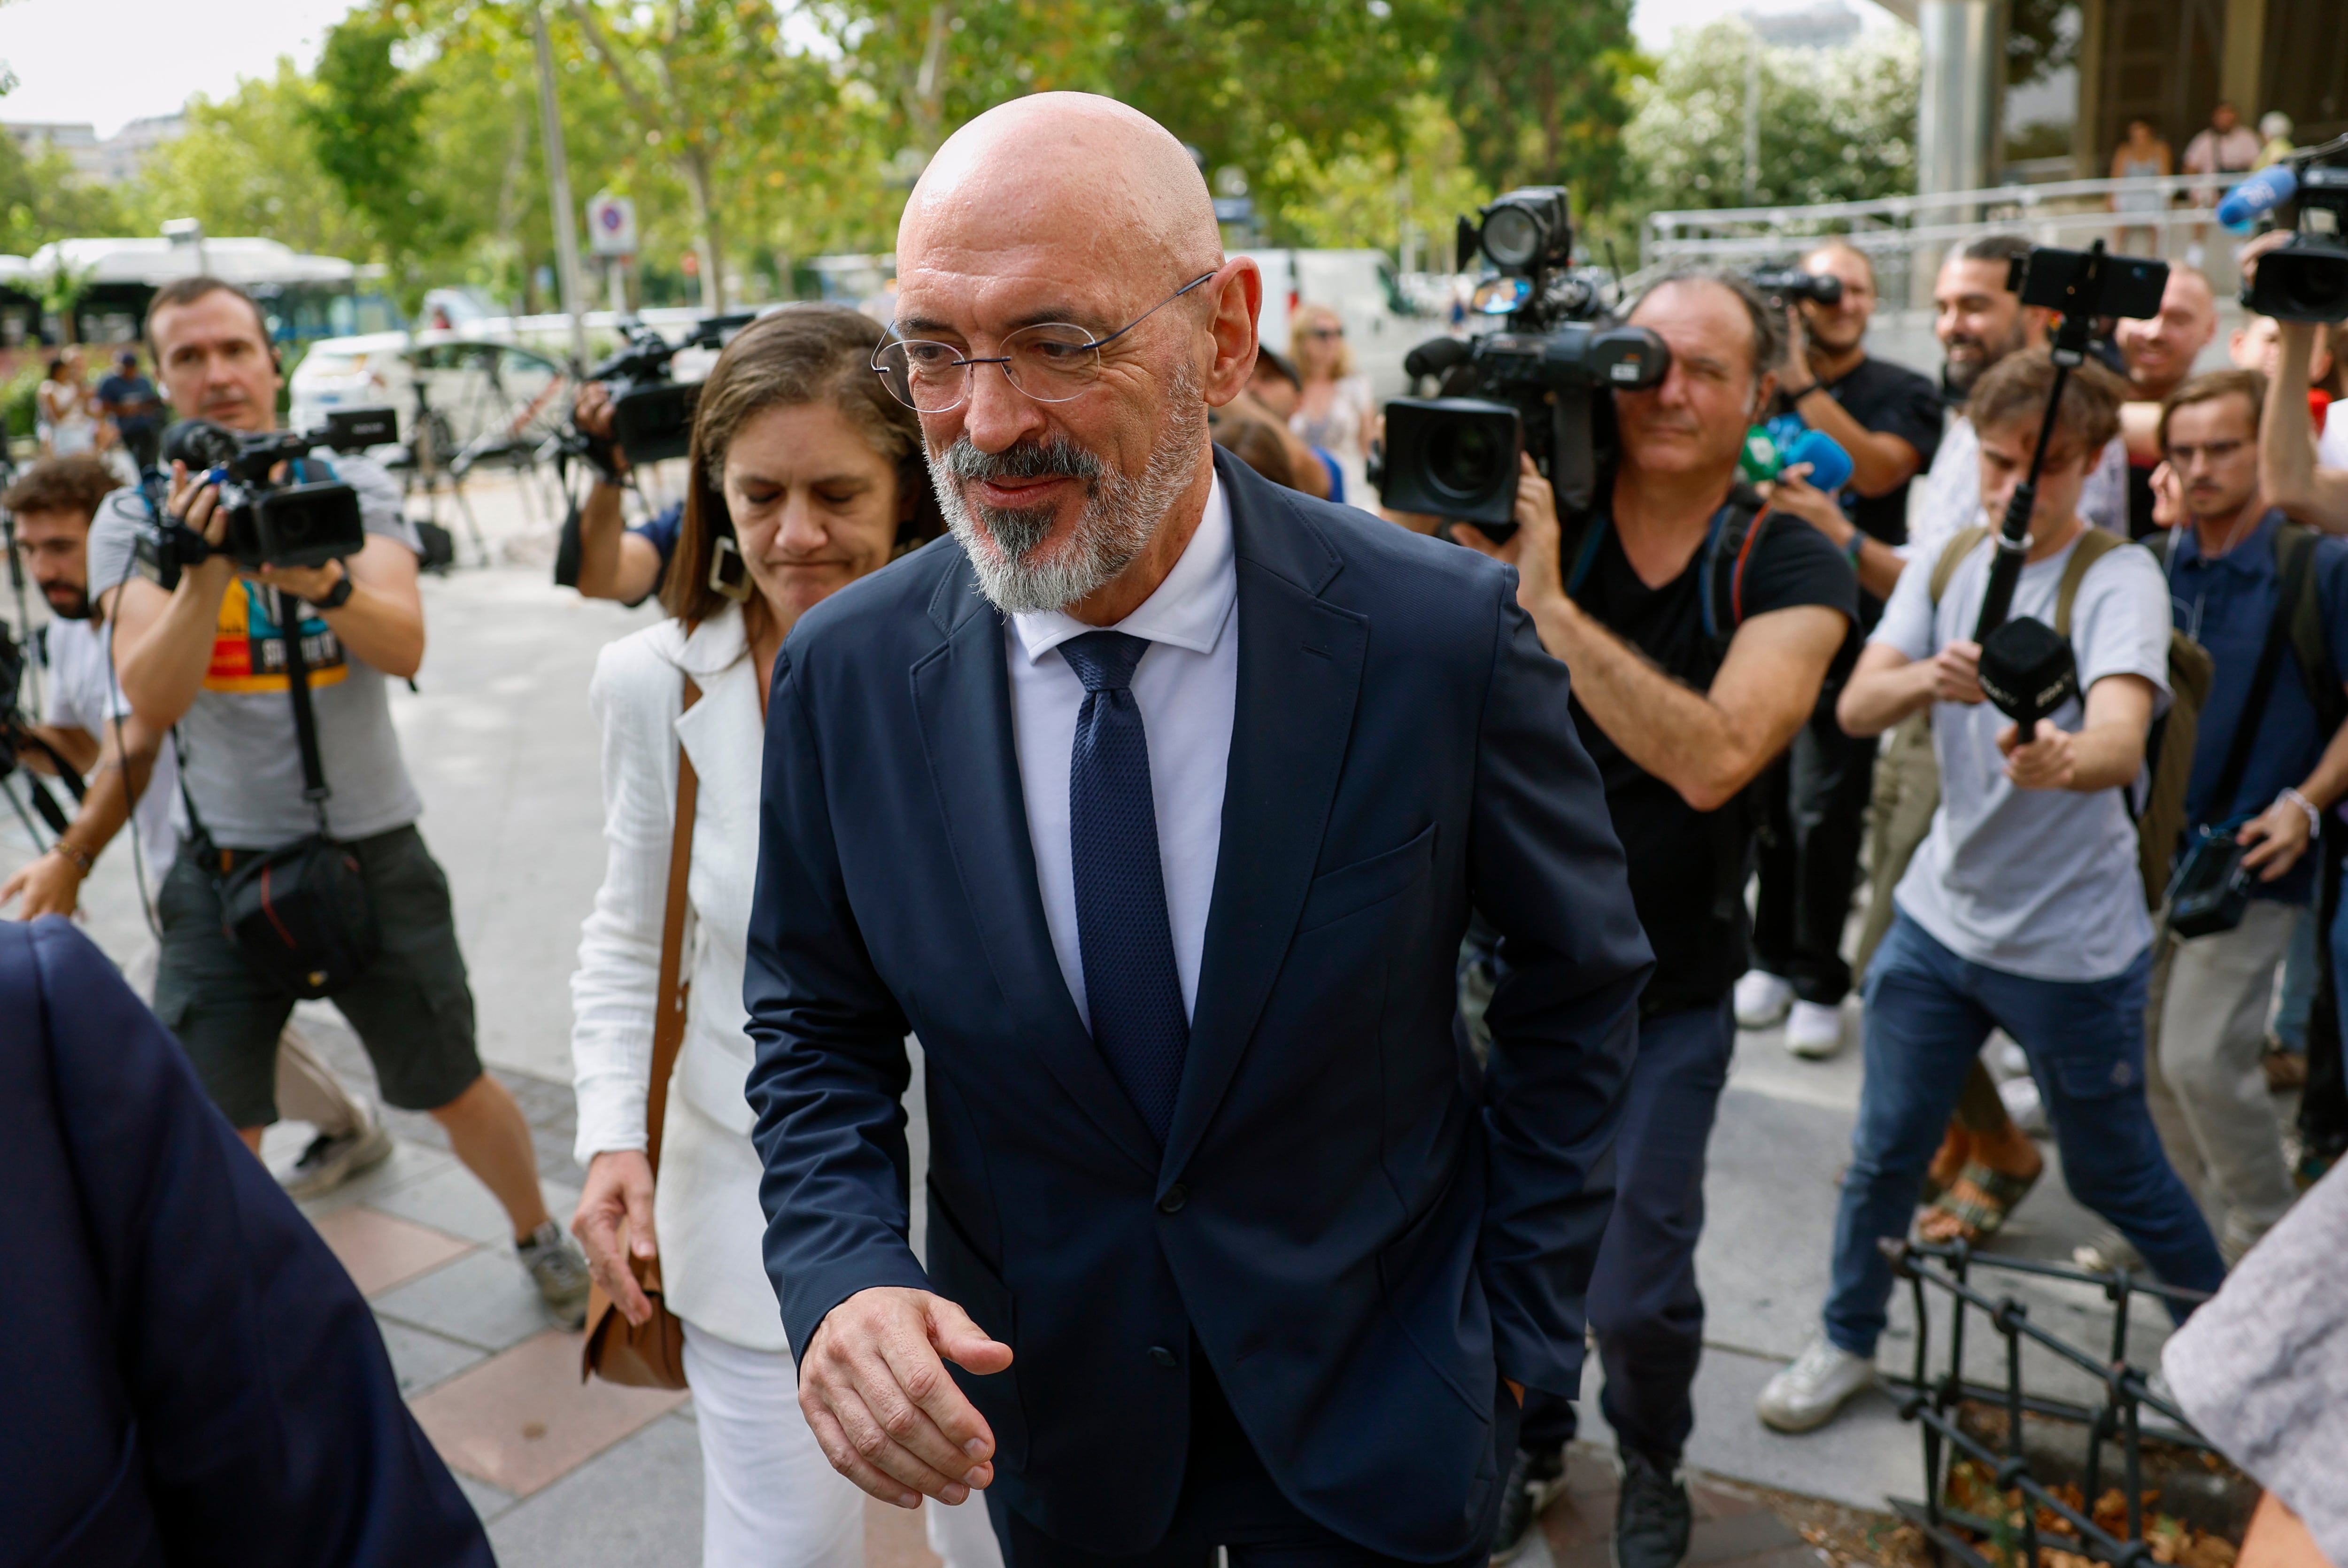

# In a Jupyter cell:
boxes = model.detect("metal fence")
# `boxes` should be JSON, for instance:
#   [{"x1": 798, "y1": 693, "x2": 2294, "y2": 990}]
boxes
[{"x1": 1878, "y1": 1237, "x2": 2248, "y2": 1568}]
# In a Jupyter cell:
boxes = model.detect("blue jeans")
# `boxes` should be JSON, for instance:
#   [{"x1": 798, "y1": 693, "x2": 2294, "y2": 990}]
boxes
[
  {"x1": 1823, "y1": 914, "x2": 2223, "y2": 1357},
  {"x1": 1519, "y1": 1002, "x2": 1735, "y2": 1466},
  {"x1": 2272, "y1": 905, "x2": 2317, "y2": 1054}
]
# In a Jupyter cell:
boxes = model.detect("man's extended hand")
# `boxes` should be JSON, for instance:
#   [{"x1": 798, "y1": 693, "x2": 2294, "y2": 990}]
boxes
[
  {"x1": 1999, "y1": 718, "x2": 2078, "y2": 790},
  {"x1": 799, "y1": 1286, "x2": 1013, "y2": 1509},
  {"x1": 1931, "y1": 640, "x2": 1987, "y2": 705},
  {"x1": 2, "y1": 848, "x2": 85, "y2": 919},
  {"x1": 2240, "y1": 794, "x2": 2314, "y2": 881}
]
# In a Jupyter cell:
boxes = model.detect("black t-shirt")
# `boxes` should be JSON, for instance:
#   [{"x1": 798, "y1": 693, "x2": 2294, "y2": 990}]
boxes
[
  {"x1": 1817, "y1": 354, "x2": 1942, "y2": 556},
  {"x1": 1569, "y1": 500, "x2": 1857, "y2": 1015}
]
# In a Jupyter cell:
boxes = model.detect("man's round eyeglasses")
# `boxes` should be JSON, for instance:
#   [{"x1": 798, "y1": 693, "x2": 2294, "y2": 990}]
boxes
[{"x1": 872, "y1": 271, "x2": 1218, "y2": 414}]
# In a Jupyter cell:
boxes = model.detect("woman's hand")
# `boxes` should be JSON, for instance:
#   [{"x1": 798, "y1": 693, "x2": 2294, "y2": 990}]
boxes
[
  {"x1": 2240, "y1": 794, "x2": 2315, "y2": 881},
  {"x1": 573, "y1": 1149, "x2": 659, "y2": 1326}
]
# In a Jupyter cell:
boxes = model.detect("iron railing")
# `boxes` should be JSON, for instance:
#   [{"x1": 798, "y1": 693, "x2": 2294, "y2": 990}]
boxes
[{"x1": 1878, "y1": 1237, "x2": 2230, "y2": 1568}]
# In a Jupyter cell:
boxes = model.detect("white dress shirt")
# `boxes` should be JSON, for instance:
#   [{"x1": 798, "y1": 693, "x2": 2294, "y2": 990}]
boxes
[{"x1": 1007, "y1": 473, "x2": 1237, "y2": 1027}]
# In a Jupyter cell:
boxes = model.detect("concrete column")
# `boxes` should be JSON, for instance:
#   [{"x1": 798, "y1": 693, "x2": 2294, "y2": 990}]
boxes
[
  {"x1": 2222, "y1": 0, "x2": 2267, "y2": 118},
  {"x1": 1914, "y1": 0, "x2": 2006, "y2": 303}
]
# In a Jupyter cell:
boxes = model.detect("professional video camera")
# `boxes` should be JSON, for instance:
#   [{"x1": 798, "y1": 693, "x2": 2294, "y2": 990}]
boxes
[
  {"x1": 1377, "y1": 186, "x2": 1670, "y2": 537},
  {"x1": 2217, "y1": 138, "x2": 2348, "y2": 324},
  {"x1": 0, "y1": 624, "x2": 82, "y2": 840},
  {"x1": 138, "y1": 409, "x2": 398, "y2": 586},
  {"x1": 580, "y1": 313, "x2": 757, "y2": 467}
]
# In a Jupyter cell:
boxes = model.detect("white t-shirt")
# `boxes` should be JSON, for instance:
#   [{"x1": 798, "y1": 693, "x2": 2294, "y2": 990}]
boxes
[
  {"x1": 42, "y1": 616, "x2": 183, "y2": 881},
  {"x1": 2320, "y1": 402, "x2": 2348, "y2": 472},
  {"x1": 1873, "y1": 525, "x2": 2172, "y2": 981}
]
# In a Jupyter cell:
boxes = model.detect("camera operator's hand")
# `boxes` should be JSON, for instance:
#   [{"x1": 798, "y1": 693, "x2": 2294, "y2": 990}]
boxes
[
  {"x1": 572, "y1": 382, "x2": 630, "y2": 481},
  {"x1": 2237, "y1": 227, "x2": 2294, "y2": 288},
  {"x1": 166, "y1": 460, "x2": 235, "y2": 570},
  {"x1": 1776, "y1": 306, "x2": 1814, "y2": 394},
  {"x1": 1, "y1": 844, "x2": 85, "y2": 919},
  {"x1": 1998, "y1": 718, "x2": 2078, "y2": 790},
  {"x1": 1930, "y1": 640, "x2": 1988, "y2": 706},
  {"x1": 254, "y1": 557, "x2": 350, "y2": 607},
  {"x1": 1456, "y1": 456, "x2": 1564, "y2": 597},
  {"x1": 2240, "y1": 794, "x2": 2316, "y2": 881}
]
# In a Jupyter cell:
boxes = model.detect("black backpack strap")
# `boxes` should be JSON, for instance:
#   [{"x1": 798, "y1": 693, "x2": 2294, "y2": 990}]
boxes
[
  {"x1": 2209, "y1": 528, "x2": 2318, "y2": 822},
  {"x1": 1562, "y1": 511, "x2": 1608, "y2": 601},
  {"x1": 272, "y1": 587, "x2": 333, "y2": 833},
  {"x1": 2278, "y1": 521, "x2": 2347, "y2": 738}
]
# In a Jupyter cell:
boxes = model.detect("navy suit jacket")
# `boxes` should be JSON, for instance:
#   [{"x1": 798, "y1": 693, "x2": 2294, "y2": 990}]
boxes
[
  {"x1": 0, "y1": 918, "x2": 491, "y2": 1568},
  {"x1": 745, "y1": 450, "x2": 1651, "y2": 1560}
]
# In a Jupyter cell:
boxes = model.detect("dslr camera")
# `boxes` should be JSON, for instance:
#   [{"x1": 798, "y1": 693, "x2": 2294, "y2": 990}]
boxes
[
  {"x1": 1377, "y1": 186, "x2": 1670, "y2": 537},
  {"x1": 143, "y1": 409, "x2": 398, "y2": 584},
  {"x1": 582, "y1": 313, "x2": 757, "y2": 467}
]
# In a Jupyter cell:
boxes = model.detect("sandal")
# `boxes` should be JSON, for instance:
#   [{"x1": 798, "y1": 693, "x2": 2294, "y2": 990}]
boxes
[{"x1": 1919, "y1": 1159, "x2": 2040, "y2": 1244}]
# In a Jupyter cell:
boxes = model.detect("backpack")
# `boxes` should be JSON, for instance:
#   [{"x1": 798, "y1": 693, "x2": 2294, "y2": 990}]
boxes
[{"x1": 1926, "y1": 522, "x2": 2337, "y2": 911}]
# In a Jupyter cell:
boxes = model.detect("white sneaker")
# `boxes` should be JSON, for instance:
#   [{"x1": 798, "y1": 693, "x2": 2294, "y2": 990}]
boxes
[
  {"x1": 1734, "y1": 971, "x2": 1794, "y2": 1030},
  {"x1": 1756, "y1": 1335, "x2": 1876, "y2": 1433},
  {"x1": 1784, "y1": 1000, "x2": 1844, "y2": 1059}
]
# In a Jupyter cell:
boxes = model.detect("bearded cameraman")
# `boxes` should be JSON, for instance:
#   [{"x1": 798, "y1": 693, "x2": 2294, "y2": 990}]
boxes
[{"x1": 90, "y1": 276, "x2": 592, "y2": 1327}]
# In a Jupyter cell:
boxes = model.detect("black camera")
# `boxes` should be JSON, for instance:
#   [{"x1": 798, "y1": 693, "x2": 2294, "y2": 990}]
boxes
[
  {"x1": 149, "y1": 409, "x2": 395, "y2": 579},
  {"x1": 2009, "y1": 245, "x2": 2169, "y2": 320},
  {"x1": 1747, "y1": 267, "x2": 1844, "y2": 309},
  {"x1": 2249, "y1": 164, "x2": 2348, "y2": 324},
  {"x1": 587, "y1": 313, "x2": 756, "y2": 466},
  {"x1": 1378, "y1": 185, "x2": 1670, "y2": 537}
]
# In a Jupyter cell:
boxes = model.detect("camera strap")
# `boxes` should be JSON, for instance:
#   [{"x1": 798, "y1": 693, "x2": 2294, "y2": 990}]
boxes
[{"x1": 273, "y1": 586, "x2": 334, "y2": 834}]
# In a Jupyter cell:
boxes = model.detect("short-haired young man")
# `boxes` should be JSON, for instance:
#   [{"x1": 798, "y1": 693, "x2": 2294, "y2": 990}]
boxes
[
  {"x1": 2148, "y1": 369, "x2": 2348, "y2": 1257},
  {"x1": 92, "y1": 277, "x2": 590, "y2": 1325},
  {"x1": 1461, "y1": 267, "x2": 1855, "y2": 1566},
  {"x1": 1757, "y1": 349, "x2": 2226, "y2": 1434},
  {"x1": 1, "y1": 454, "x2": 394, "y2": 1198}
]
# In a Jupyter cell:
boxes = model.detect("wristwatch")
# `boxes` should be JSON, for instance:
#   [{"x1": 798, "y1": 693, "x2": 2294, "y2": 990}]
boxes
[{"x1": 315, "y1": 564, "x2": 356, "y2": 611}]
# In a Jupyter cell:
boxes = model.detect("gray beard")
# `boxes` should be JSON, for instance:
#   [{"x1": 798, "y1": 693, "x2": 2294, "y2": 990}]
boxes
[{"x1": 931, "y1": 368, "x2": 1205, "y2": 616}]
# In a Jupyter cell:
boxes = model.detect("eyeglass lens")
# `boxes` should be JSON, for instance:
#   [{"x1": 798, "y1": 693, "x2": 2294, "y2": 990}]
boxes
[{"x1": 874, "y1": 323, "x2": 1102, "y2": 412}]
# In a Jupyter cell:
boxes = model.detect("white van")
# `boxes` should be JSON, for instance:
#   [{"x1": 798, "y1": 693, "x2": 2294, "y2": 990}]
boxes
[{"x1": 1240, "y1": 249, "x2": 1434, "y2": 398}]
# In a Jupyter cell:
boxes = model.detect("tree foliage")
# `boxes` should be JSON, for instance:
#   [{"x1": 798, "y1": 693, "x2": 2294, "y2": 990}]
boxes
[
  {"x1": 1621, "y1": 22, "x2": 1918, "y2": 216},
  {"x1": 1442, "y1": 0, "x2": 1637, "y2": 216},
  {"x1": 304, "y1": 14, "x2": 446, "y2": 278},
  {"x1": 1, "y1": 131, "x2": 129, "y2": 255}
]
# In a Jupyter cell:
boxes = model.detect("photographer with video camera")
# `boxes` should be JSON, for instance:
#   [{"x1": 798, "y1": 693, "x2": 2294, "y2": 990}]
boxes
[
  {"x1": 90, "y1": 276, "x2": 592, "y2": 1327},
  {"x1": 1738, "y1": 241, "x2": 1943, "y2": 1058},
  {"x1": 565, "y1": 378, "x2": 682, "y2": 605},
  {"x1": 1452, "y1": 259, "x2": 1854, "y2": 1568},
  {"x1": 1755, "y1": 346, "x2": 2224, "y2": 1437}
]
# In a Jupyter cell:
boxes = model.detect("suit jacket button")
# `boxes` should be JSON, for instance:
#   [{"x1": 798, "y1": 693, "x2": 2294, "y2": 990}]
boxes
[
  {"x1": 1148, "y1": 1345, "x2": 1179, "y2": 1367},
  {"x1": 1157, "y1": 1184, "x2": 1187, "y2": 1214}
]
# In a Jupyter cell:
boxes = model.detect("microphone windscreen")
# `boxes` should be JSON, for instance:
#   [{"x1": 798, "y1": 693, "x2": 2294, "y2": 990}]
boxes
[
  {"x1": 1784, "y1": 428, "x2": 1854, "y2": 494},
  {"x1": 2218, "y1": 165, "x2": 2297, "y2": 232}
]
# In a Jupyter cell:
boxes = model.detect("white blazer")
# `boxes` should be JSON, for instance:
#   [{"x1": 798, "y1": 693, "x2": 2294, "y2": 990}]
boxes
[{"x1": 571, "y1": 603, "x2": 787, "y2": 1352}]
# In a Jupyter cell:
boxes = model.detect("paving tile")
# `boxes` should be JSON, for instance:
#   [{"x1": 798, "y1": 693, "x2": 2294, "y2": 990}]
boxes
[
  {"x1": 377, "y1": 1317, "x2": 490, "y2": 1398},
  {"x1": 372, "y1": 1244, "x2": 561, "y2": 1352},
  {"x1": 484, "y1": 1411, "x2": 702, "y2": 1568},
  {"x1": 412, "y1": 1329, "x2": 689, "y2": 1498},
  {"x1": 311, "y1": 1205, "x2": 476, "y2": 1298},
  {"x1": 868, "y1": 1494, "x2": 946, "y2": 1568},
  {"x1": 369, "y1": 1161, "x2": 582, "y2": 1248},
  {"x1": 454, "y1": 1470, "x2": 518, "y2": 1526},
  {"x1": 293, "y1": 1137, "x2": 461, "y2": 1220}
]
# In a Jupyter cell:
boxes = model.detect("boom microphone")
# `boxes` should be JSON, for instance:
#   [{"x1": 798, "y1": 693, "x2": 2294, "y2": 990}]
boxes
[
  {"x1": 1403, "y1": 337, "x2": 1473, "y2": 381},
  {"x1": 2219, "y1": 165, "x2": 2298, "y2": 233}
]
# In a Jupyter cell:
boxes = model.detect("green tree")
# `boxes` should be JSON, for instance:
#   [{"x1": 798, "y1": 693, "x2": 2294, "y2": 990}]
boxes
[
  {"x1": 1441, "y1": 0, "x2": 1638, "y2": 218},
  {"x1": 1620, "y1": 22, "x2": 1917, "y2": 218},
  {"x1": 0, "y1": 132, "x2": 131, "y2": 255},
  {"x1": 304, "y1": 13, "x2": 448, "y2": 288},
  {"x1": 124, "y1": 62, "x2": 374, "y2": 259}
]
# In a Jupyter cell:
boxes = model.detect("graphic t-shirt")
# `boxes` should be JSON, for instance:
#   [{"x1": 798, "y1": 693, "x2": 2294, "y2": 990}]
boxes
[
  {"x1": 85, "y1": 451, "x2": 425, "y2": 851},
  {"x1": 1568, "y1": 493, "x2": 1857, "y2": 1014}
]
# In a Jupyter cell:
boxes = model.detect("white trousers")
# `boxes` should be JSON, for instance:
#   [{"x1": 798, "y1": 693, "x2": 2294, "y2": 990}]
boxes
[{"x1": 681, "y1": 1323, "x2": 866, "y2": 1568}]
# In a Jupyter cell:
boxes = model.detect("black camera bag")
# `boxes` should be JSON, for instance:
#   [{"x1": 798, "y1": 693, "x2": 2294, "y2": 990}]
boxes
[{"x1": 184, "y1": 586, "x2": 379, "y2": 998}]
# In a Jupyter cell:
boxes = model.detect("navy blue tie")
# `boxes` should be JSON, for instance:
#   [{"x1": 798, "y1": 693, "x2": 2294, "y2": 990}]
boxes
[{"x1": 1060, "y1": 630, "x2": 1188, "y2": 1143}]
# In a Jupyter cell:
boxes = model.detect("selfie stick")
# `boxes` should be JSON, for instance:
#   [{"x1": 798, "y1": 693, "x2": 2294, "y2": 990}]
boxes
[{"x1": 1973, "y1": 241, "x2": 2111, "y2": 642}]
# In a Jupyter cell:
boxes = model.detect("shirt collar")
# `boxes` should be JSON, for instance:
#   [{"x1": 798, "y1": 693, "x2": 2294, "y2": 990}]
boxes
[
  {"x1": 1010, "y1": 471, "x2": 1236, "y2": 665},
  {"x1": 2172, "y1": 508, "x2": 2284, "y2": 574}
]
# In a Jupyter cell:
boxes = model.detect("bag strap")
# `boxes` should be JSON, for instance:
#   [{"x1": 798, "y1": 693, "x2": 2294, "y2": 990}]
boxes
[
  {"x1": 644, "y1": 673, "x2": 703, "y2": 1175},
  {"x1": 2208, "y1": 528, "x2": 2317, "y2": 820},
  {"x1": 1929, "y1": 525, "x2": 1990, "y2": 607},
  {"x1": 2053, "y1": 527, "x2": 2125, "y2": 638},
  {"x1": 2278, "y1": 520, "x2": 2347, "y2": 737}
]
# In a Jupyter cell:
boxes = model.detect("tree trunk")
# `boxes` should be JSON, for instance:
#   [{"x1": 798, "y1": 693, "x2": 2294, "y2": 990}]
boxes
[{"x1": 682, "y1": 147, "x2": 725, "y2": 314}]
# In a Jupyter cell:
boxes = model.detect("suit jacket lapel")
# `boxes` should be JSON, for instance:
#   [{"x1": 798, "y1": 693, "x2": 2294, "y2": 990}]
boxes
[
  {"x1": 911, "y1": 554, "x2": 1160, "y2": 1175},
  {"x1": 1162, "y1": 454, "x2": 1367, "y2": 1183}
]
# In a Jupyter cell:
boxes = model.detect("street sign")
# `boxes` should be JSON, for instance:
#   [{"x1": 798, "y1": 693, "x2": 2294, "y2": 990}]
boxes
[{"x1": 586, "y1": 193, "x2": 637, "y2": 257}]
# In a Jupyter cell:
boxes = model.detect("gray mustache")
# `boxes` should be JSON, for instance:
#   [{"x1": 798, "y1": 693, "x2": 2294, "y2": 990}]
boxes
[{"x1": 939, "y1": 433, "x2": 1107, "y2": 484}]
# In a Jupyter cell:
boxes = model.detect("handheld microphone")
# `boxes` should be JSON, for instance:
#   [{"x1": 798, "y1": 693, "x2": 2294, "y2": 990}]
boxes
[
  {"x1": 1781, "y1": 428, "x2": 1854, "y2": 494},
  {"x1": 2218, "y1": 165, "x2": 2298, "y2": 233},
  {"x1": 1977, "y1": 616, "x2": 2079, "y2": 737}
]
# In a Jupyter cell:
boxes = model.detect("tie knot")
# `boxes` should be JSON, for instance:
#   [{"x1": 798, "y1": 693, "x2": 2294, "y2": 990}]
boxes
[{"x1": 1059, "y1": 630, "x2": 1150, "y2": 694}]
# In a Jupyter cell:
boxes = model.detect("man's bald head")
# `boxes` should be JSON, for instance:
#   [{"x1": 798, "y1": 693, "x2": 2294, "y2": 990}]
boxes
[{"x1": 903, "y1": 93, "x2": 1222, "y2": 285}]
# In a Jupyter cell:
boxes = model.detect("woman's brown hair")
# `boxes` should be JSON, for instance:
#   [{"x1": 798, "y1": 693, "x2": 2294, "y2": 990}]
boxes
[{"x1": 662, "y1": 304, "x2": 945, "y2": 627}]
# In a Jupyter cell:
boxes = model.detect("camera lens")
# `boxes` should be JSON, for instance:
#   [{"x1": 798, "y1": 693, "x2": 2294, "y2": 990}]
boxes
[
  {"x1": 1482, "y1": 207, "x2": 1543, "y2": 270},
  {"x1": 1429, "y1": 420, "x2": 1503, "y2": 501}
]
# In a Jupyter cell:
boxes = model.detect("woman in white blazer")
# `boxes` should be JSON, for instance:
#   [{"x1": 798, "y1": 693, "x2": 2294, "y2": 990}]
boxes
[{"x1": 571, "y1": 306, "x2": 976, "y2": 1568}]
